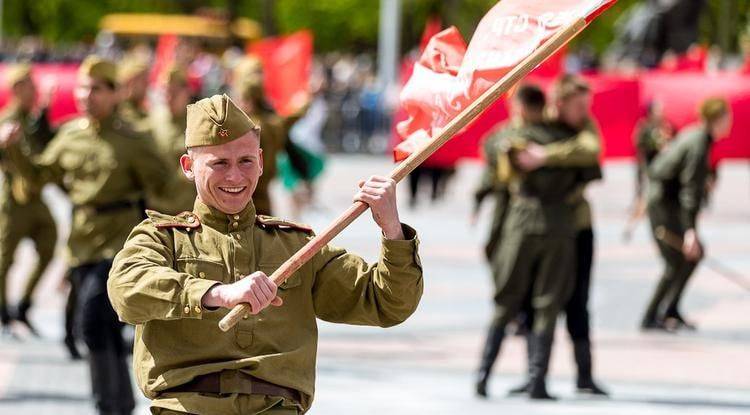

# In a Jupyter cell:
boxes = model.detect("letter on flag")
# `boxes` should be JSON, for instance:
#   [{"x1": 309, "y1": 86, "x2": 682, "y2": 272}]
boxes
[{"x1": 394, "y1": 0, "x2": 617, "y2": 161}]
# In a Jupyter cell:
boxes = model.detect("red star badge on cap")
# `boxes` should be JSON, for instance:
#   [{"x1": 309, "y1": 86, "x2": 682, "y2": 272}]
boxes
[{"x1": 219, "y1": 128, "x2": 229, "y2": 138}]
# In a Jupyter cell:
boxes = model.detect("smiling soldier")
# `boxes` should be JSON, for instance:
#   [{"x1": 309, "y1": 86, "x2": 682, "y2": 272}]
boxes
[{"x1": 107, "y1": 94, "x2": 424, "y2": 414}]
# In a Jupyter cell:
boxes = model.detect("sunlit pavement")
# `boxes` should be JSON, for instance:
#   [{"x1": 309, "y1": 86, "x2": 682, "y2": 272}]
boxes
[{"x1": 1, "y1": 155, "x2": 748, "y2": 414}]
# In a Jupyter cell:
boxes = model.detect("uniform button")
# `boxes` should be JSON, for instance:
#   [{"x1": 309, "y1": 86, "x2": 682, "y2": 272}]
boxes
[
  {"x1": 233, "y1": 214, "x2": 240, "y2": 220},
  {"x1": 199, "y1": 272, "x2": 206, "y2": 278},
  {"x1": 194, "y1": 306, "x2": 201, "y2": 314},
  {"x1": 183, "y1": 306, "x2": 190, "y2": 314},
  {"x1": 232, "y1": 222, "x2": 239, "y2": 228},
  {"x1": 187, "y1": 216, "x2": 196, "y2": 224},
  {"x1": 234, "y1": 234, "x2": 241, "y2": 240},
  {"x1": 243, "y1": 314, "x2": 249, "y2": 320}
]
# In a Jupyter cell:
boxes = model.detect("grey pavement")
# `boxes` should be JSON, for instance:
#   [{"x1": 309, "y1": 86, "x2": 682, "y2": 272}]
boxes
[{"x1": 0, "y1": 155, "x2": 749, "y2": 414}]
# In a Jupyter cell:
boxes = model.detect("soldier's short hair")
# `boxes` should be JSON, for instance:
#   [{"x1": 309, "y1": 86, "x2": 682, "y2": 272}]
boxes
[
  {"x1": 699, "y1": 97, "x2": 729, "y2": 125},
  {"x1": 553, "y1": 74, "x2": 590, "y2": 102},
  {"x1": 514, "y1": 84, "x2": 546, "y2": 113}
]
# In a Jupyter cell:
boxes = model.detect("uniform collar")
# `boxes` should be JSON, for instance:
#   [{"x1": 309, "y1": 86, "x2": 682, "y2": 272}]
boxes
[{"x1": 193, "y1": 198, "x2": 256, "y2": 232}]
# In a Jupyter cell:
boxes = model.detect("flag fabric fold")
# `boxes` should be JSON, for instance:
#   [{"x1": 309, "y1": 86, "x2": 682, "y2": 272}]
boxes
[{"x1": 394, "y1": 0, "x2": 617, "y2": 161}]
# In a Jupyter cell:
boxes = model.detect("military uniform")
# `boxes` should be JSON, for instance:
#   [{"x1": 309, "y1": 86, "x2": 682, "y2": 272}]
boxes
[
  {"x1": 0, "y1": 99, "x2": 57, "y2": 330},
  {"x1": 634, "y1": 120, "x2": 667, "y2": 199},
  {"x1": 476, "y1": 121, "x2": 592, "y2": 399},
  {"x1": 118, "y1": 99, "x2": 150, "y2": 131},
  {"x1": 473, "y1": 122, "x2": 512, "y2": 262},
  {"x1": 4, "y1": 56, "x2": 174, "y2": 415},
  {"x1": 106, "y1": 94, "x2": 423, "y2": 414},
  {"x1": 538, "y1": 121, "x2": 606, "y2": 394},
  {"x1": 117, "y1": 60, "x2": 151, "y2": 132},
  {"x1": 148, "y1": 106, "x2": 196, "y2": 214},
  {"x1": 642, "y1": 125, "x2": 712, "y2": 326}
]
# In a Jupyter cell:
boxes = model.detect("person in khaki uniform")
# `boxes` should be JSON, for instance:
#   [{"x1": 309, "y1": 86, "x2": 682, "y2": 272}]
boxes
[
  {"x1": 471, "y1": 86, "x2": 546, "y2": 263},
  {"x1": 230, "y1": 57, "x2": 287, "y2": 216},
  {"x1": 505, "y1": 76, "x2": 608, "y2": 397},
  {"x1": 148, "y1": 65, "x2": 197, "y2": 214},
  {"x1": 0, "y1": 64, "x2": 57, "y2": 336},
  {"x1": 641, "y1": 98, "x2": 732, "y2": 331},
  {"x1": 117, "y1": 58, "x2": 151, "y2": 131},
  {"x1": 106, "y1": 94, "x2": 423, "y2": 415},
  {"x1": 0, "y1": 55, "x2": 176, "y2": 415}
]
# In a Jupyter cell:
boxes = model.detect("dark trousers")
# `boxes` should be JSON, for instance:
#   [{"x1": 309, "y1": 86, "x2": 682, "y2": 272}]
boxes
[
  {"x1": 70, "y1": 259, "x2": 134, "y2": 415},
  {"x1": 643, "y1": 202, "x2": 699, "y2": 321}
]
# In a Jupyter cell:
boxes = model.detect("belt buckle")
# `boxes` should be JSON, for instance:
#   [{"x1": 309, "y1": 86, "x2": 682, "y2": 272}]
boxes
[{"x1": 218, "y1": 370, "x2": 248, "y2": 395}]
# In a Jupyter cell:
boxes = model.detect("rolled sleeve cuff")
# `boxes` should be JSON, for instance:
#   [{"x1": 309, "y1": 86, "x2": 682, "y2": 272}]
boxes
[
  {"x1": 179, "y1": 278, "x2": 220, "y2": 320},
  {"x1": 381, "y1": 223, "x2": 420, "y2": 266}
]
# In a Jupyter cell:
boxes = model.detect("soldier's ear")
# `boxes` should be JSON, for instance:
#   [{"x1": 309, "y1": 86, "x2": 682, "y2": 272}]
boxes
[{"x1": 180, "y1": 153, "x2": 195, "y2": 182}]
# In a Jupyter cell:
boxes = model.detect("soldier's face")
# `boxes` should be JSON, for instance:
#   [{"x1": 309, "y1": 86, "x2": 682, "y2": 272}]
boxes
[
  {"x1": 181, "y1": 133, "x2": 264, "y2": 214},
  {"x1": 557, "y1": 92, "x2": 591, "y2": 130},
  {"x1": 12, "y1": 76, "x2": 36, "y2": 111},
  {"x1": 75, "y1": 76, "x2": 118, "y2": 120}
]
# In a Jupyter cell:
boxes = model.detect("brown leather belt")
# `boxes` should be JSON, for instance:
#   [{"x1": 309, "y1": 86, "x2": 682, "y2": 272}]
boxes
[{"x1": 166, "y1": 370, "x2": 301, "y2": 403}]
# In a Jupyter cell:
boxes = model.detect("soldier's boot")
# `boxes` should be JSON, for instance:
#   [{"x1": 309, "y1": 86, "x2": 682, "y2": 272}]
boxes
[
  {"x1": 0, "y1": 305, "x2": 10, "y2": 336},
  {"x1": 14, "y1": 299, "x2": 39, "y2": 336},
  {"x1": 89, "y1": 350, "x2": 135, "y2": 415},
  {"x1": 527, "y1": 333, "x2": 556, "y2": 401},
  {"x1": 573, "y1": 339, "x2": 609, "y2": 396},
  {"x1": 507, "y1": 334, "x2": 533, "y2": 396},
  {"x1": 640, "y1": 277, "x2": 671, "y2": 330},
  {"x1": 475, "y1": 322, "x2": 505, "y2": 398}
]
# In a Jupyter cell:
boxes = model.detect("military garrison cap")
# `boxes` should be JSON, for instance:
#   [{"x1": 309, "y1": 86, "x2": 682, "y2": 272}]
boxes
[
  {"x1": 79, "y1": 55, "x2": 117, "y2": 86},
  {"x1": 185, "y1": 94, "x2": 260, "y2": 148},
  {"x1": 4, "y1": 63, "x2": 32, "y2": 88}
]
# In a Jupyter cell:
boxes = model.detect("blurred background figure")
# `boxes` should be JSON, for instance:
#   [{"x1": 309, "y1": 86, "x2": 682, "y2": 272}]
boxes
[
  {"x1": 147, "y1": 64, "x2": 197, "y2": 215},
  {"x1": 116, "y1": 57, "x2": 151, "y2": 131},
  {"x1": 0, "y1": 63, "x2": 57, "y2": 338},
  {"x1": 641, "y1": 97, "x2": 733, "y2": 332}
]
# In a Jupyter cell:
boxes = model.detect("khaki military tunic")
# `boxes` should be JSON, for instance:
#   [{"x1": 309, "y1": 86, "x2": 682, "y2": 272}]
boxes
[
  {"x1": 0, "y1": 103, "x2": 57, "y2": 306},
  {"x1": 491, "y1": 123, "x2": 589, "y2": 334},
  {"x1": 542, "y1": 121, "x2": 602, "y2": 231},
  {"x1": 118, "y1": 99, "x2": 151, "y2": 132},
  {"x1": 5, "y1": 115, "x2": 171, "y2": 266},
  {"x1": 148, "y1": 107, "x2": 196, "y2": 215},
  {"x1": 473, "y1": 121, "x2": 513, "y2": 261},
  {"x1": 107, "y1": 198, "x2": 423, "y2": 414}
]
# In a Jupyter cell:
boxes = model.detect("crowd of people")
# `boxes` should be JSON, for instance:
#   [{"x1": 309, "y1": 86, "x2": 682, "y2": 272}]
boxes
[{"x1": 471, "y1": 74, "x2": 732, "y2": 400}]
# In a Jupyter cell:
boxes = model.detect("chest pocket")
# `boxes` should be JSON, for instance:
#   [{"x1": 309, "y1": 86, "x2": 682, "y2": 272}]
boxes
[
  {"x1": 257, "y1": 263, "x2": 302, "y2": 290},
  {"x1": 176, "y1": 258, "x2": 228, "y2": 283}
]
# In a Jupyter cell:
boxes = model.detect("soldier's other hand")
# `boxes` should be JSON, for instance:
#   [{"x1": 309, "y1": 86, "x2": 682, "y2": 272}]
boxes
[
  {"x1": 354, "y1": 175, "x2": 404, "y2": 240},
  {"x1": 682, "y1": 229, "x2": 703, "y2": 262},
  {"x1": 513, "y1": 142, "x2": 547, "y2": 172},
  {"x1": 203, "y1": 271, "x2": 283, "y2": 313},
  {"x1": 0, "y1": 122, "x2": 22, "y2": 148}
]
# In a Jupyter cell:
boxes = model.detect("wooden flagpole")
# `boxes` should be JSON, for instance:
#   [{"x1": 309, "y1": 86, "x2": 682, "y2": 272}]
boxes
[{"x1": 219, "y1": 17, "x2": 588, "y2": 331}]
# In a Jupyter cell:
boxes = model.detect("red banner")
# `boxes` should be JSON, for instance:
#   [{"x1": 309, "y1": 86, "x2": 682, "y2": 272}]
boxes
[
  {"x1": 0, "y1": 63, "x2": 80, "y2": 125},
  {"x1": 394, "y1": 0, "x2": 618, "y2": 162},
  {"x1": 249, "y1": 30, "x2": 313, "y2": 117}
]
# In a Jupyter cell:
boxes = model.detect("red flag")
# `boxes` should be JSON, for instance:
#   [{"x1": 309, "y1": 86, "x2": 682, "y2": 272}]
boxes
[
  {"x1": 249, "y1": 30, "x2": 313, "y2": 117},
  {"x1": 394, "y1": 0, "x2": 617, "y2": 162},
  {"x1": 151, "y1": 34, "x2": 178, "y2": 84},
  {"x1": 419, "y1": 16, "x2": 443, "y2": 52}
]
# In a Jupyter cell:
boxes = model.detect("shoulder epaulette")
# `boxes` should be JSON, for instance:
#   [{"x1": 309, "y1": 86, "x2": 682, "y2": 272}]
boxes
[
  {"x1": 146, "y1": 210, "x2": 201, "y2": 230},
  {"x1": 256, "y1": 215, "x2": 313, "y2": 233}
]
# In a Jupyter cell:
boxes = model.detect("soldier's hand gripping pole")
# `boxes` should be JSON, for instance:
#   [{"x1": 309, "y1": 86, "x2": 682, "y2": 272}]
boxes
[
  {"x1": 655, "y1": 226, "x2": 750, "y2": 293},
  {"x1": 219, "y1": 18, "x2": 588, "y2": 332}
]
